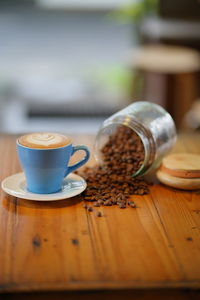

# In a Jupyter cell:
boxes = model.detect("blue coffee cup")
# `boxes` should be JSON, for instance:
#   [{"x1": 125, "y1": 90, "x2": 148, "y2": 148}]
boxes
[{"x1": 17, "y1": 139, "x2": 90, "y2": 194}]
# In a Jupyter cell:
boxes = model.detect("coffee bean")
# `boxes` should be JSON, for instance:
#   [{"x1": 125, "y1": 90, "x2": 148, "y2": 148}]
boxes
[
  {"x1": 111, "y1": 198, "x2": 117, "y2": 205},
  {"x1": 118, "y1": 203, "x2": 126, "y2": 209},
  {"x1": 128, "y1": 201, "x2": 136, "y2": 208},
  {"x1": 97, "y1": 200, "x2": 104, "y2": 205},
  {"x1": 87, "y1": 206, "x2": 93, "y2": 212},
  {"x1": 95, "y1": 211, "x2": 102, "y2": 217},
  {"x1": 104, "y1": 200, "x2": 112, "y2": 206}
]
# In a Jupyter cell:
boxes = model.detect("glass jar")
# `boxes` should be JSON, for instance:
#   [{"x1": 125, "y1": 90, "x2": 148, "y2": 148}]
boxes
[{"x1": 95, "y1": 101, "x2": 177, "y2": 176}]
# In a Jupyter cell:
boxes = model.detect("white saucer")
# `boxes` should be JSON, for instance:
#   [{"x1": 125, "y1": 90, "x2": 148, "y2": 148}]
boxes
[{"x1": 1, "y1": 172, "x2": 86, "y2": 201}]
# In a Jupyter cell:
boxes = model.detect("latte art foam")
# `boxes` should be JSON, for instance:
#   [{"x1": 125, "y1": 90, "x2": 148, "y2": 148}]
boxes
[{"x1": 18, "y1": 133, "x2": 71, "y2": 149}]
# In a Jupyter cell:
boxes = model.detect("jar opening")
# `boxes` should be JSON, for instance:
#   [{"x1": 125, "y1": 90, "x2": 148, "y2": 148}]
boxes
[{"x1": 95, "y1": 120, "x2": 156, "y2": 177}]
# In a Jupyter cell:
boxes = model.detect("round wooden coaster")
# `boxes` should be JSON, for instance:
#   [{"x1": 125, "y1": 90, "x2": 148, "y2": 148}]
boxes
[
  {"x1": 157, "y1": 170, "x2": 200, "y2": 190},
  {"x1": 161, "y1": 153, "x2": 200, "y2": 179}
]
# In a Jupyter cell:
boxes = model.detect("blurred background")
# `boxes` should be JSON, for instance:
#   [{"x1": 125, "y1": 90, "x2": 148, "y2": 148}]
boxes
[{"x1": 0, "y1": 0, "x2": 200, "y2": 134}]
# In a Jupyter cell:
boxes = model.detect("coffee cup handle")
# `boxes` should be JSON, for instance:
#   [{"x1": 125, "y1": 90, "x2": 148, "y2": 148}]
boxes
[{"x1": 65, "y1": 145, "x2": 90, "y2": 176}]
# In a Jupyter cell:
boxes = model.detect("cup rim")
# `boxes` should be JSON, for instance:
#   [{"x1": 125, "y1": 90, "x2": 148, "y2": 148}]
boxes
[{"x1": 16, "y1": 139, "x2": 72, "y2": 150}]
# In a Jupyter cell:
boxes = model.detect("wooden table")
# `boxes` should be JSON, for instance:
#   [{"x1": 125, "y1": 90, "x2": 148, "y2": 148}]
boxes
[{"x1": 0, "y1": 133, "x2": 200, "y2": 299}]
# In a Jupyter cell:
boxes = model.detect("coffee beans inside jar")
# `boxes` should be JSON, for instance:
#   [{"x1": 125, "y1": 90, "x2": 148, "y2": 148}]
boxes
[{"x1": 78, "y1": 125, "x2": 150, "y2": 211}]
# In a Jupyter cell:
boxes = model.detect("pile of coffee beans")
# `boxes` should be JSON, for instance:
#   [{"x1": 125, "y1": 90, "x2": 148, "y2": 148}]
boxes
[{"x1": 78, "y1": 126, "x2": 149, "y2": 213}]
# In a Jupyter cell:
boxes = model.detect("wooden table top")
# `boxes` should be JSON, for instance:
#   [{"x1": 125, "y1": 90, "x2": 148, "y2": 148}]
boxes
[{"x1": 0, "y1": 133, "x2": 200, "y2": 293}]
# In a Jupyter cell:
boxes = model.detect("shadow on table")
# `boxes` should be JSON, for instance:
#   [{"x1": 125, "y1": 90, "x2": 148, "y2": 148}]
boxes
[
  {"x1": 1, "y1": 289, "x2": 200, "y2": 300},
  {"x1": 2, "y1": 194, "x2": 83, "y2": 214}
]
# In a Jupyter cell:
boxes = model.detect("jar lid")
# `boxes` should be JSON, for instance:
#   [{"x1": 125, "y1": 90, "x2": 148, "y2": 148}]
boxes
[
  {"x1": 157, "y1": 153, "x2": 200, "y2": 190},
  {"x1": 161, "y1": 153, "x2": 200, "y2": 178}
]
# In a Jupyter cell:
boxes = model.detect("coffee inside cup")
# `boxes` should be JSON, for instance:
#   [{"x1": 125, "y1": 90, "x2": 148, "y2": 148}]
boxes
[{"x1": 18, "y1": 132, "x2": 71, "y2": 149}]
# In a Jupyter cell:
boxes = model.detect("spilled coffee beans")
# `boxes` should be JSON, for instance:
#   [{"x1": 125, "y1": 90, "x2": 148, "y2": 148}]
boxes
[{"x1": 79, "y1": 126, "x2": 149, "y2": 211}]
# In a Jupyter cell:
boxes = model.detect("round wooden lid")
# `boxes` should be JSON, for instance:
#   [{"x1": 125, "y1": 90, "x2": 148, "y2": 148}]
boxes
[
  {"x1": 161, "y1": 153, "x2": 200, "y2": 179},
  {"x1": 157, "y1": 170, "x2": 200, "y2": 190}
]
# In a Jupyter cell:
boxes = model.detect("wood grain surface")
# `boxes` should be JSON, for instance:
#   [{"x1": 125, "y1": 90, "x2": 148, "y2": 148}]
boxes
[{"x1": 0, "y1": 133, "x2": 200, "y2": 293}]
